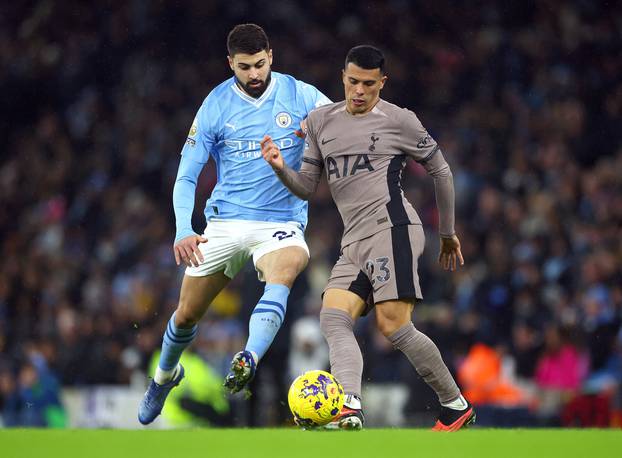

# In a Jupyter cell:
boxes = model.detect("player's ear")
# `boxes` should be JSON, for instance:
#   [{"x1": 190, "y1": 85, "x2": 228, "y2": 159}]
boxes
[
  {"x1": 268, "y1": 49, "x2": 273, "y2": 65},
  {"x1": 227, "y1": 55, "x2": 234, "y2": 71},
  {"x1": 379, "y1": 74, "x2": 388, "y2": 89}
]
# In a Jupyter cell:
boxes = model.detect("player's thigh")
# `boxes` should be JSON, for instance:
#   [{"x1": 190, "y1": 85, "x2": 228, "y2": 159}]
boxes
[
  {"x1": 374, "y1": 298, "x2": 415, "y2": 336},
  {"x1": 250, "y1": 221, "x2": 309, "y2": 284},
  {"x1": 255, "y1": 245, "x2": 308, "y2": 287},
  {"x1": 176, "y1": 271, "x2": 230, "y2": 326},
  {"x1": 363, "y1": 224, "x2": 425, "y2": 304}
]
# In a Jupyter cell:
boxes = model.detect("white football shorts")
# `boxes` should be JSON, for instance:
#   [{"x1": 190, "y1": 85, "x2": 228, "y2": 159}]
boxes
[{"x1": 184, "y1": 219, "x2": 309, "y2": 281}]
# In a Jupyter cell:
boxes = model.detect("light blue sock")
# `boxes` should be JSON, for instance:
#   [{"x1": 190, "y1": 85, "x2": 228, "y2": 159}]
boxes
[
  {"x1": 158, "y1": 312, "x2": 198, "y2": 371},
  {"x1": 245, "y1": 283, "x2": 290, "y2": 361}
]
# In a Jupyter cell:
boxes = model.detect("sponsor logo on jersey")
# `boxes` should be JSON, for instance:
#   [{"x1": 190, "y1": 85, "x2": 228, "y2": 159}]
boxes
[
  {"x1": 416, "y1": 133, "x2": 432, "y2": 149},
  {"x1": 225, "y1": 138, "x2": 295, "y2": 159},
  {"x1": 326, "y1": 154, "x2": 374, "y2": 180},
  {"x1": 276, "y1": 112, "x2": 292, "y2": 128}
]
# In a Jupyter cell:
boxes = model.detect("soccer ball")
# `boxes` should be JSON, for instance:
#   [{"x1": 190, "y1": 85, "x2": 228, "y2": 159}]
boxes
[{"x1": 288, "y1": 370, "x2": 344, "y2": 427}]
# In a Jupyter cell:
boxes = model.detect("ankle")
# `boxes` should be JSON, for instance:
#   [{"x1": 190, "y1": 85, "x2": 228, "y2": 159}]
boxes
[
  {"x1": 154, "y1": 364, "x2": 179, "y2": 385},
  {"x1": 441, "y1": 394, "x2": 468, "y2": 410},
  {"x1": 344, "y1": 393, "x2": 362, "y2": 410}
]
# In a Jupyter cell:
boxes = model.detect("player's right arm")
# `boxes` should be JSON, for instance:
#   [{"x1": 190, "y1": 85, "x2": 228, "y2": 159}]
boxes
[
  {"x1": 261, "y1": 113, "x2": 324, "y2": 201},
  {"x1": 173, "y1": 155, "x2": 207, "y2": 267},
  {"x1": 261, "y1": 135, "x2": 322, "y2": 200},
  {"x1": 172, "y1": 100, "x2": 217, "y2": 267},
  {"x1": 262, "y1": 111, "x2": 323, "y2": 199}
]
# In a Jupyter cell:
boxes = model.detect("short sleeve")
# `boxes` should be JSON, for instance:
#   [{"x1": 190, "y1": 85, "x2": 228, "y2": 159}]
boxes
[
  {"x1": 298, "y1": 81, "x2": 331, "y2": 115},
  {"x1": 180, "y1": 96, "x2": 219, "y2": 164}
]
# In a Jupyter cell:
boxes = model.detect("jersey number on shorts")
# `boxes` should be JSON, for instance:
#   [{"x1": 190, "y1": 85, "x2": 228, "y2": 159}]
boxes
[
  {"x1": 273, "y1": 230, "x2": 296, "y2": 241},
  {"x1": 365, "y1": 257, "x2": 391, "y2": 286}
]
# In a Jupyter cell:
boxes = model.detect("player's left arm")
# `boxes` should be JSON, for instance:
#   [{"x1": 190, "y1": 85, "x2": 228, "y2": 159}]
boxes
[
  {"x1": 423, "y1": 152, "x2": 464, "y2": 271},
  {"x1": 400, "y1": 110, "x2": 464, "y2": 271}
]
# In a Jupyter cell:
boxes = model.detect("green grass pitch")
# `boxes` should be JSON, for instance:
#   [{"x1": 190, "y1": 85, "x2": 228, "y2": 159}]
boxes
[{"x1": 2, "y1": 429, "x2": 621, "y2": 458}]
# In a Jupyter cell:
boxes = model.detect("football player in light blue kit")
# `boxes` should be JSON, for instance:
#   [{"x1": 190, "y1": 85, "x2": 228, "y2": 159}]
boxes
[{"x1": 138, "y1": 24, "x2": 330, "y2": 425}]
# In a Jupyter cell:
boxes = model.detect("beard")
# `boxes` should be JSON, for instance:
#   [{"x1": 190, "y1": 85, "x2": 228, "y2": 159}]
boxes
[{"x1": 237, "y1": 71, "x2": 272, "y2": 98}]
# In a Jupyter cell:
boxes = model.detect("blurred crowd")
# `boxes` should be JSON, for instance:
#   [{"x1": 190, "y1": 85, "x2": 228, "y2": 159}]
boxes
[{"x1": 1, "y1": 0, "x2": 621, "y2": 427}]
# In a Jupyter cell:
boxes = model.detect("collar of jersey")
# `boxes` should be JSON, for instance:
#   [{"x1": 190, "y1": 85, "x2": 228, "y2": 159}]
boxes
[
  {"x1": 342, "y1": 99, "x2": 386, "y2": 118},
  {"x1": 230, "y1": 75, "x2": 277, "y2": 107}
]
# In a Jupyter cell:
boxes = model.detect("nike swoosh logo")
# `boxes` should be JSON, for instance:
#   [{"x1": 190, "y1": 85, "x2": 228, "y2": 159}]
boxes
[{"x1": 321, "y1": 137, "x2": 336, "y2": 145}]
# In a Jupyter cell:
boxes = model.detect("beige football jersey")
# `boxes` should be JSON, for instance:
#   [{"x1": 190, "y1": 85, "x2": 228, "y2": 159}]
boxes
[{"x1": 277, "y1": 98, "x2": 455, "y2": 248}]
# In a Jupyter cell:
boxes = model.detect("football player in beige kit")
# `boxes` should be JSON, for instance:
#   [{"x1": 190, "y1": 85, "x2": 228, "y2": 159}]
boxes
[{"x1": 261, "y1": 45, "x2": 474, "y2": 431}]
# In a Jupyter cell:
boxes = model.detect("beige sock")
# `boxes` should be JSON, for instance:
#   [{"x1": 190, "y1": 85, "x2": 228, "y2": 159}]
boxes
[
  {"x1": 388, "y1": 322, "x2": 460, "y2": 404},
  {"x1": 320, "y1": 308, "x2": 363, "y2": 398}
]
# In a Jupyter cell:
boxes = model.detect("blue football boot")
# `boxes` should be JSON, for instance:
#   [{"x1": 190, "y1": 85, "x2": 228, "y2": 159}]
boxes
[{"x1": 138, "y1": 365, "x2": 185, "y2": 425}]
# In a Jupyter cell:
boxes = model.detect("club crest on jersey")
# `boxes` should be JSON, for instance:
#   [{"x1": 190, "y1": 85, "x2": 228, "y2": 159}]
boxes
[
  {"x1": 276, "y1": 112, "x2": 292, "y2": 128},
  {"x1": 369, "y1": 133, "x2": 380, "y2": 151}
]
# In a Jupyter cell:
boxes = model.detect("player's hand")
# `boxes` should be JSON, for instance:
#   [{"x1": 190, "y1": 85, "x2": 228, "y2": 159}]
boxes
[
  {"x1": 174, "y1": 234, "x2": 207, "y2": 267},
  {"x1": 261, "y1": 135, "x2": 284, "y2": 171},
  {"x1": 438, "y1": 234, "x2": 464, "y2": 271}
]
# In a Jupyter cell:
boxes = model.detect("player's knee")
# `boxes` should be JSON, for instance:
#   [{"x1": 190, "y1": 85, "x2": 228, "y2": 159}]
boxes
[
  {"x1": 265, "y1": 262, "x2": 306, "y2": 286},
  {"x1": 279, "y1": 265, "x2": 302, "y2": 283},
  {"x1": 175, "y1": 303, "x2": 202, "y2": 328},
  {"x1": 284, "y1": 253, "x2": 308, "y2": 279},
  {"x1": 287, "y1": 248, "x2": 309, "y2": 270},
  {"x1": 376, "y1": 311, "x2": 409, "y2": 337}
]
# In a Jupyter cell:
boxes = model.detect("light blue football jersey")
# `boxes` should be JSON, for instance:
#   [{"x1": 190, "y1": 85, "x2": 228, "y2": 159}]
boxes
[{"x1": 173, "y1": 71, "x2": 330, "y2": 243}]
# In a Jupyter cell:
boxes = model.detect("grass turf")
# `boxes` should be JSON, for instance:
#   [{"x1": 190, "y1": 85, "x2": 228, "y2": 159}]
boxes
[{"x1": 1, "y1": 429, "x2": 621, "y2": 458}]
